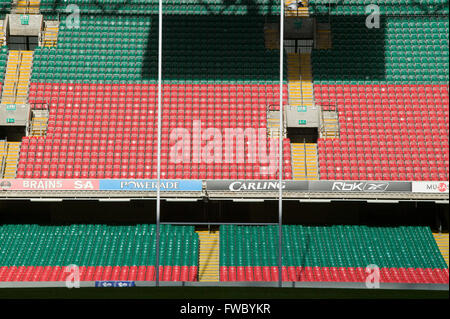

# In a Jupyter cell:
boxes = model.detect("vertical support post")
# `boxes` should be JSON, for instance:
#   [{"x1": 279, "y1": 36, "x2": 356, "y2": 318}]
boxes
[
  {"x1": 278, "y1": 0, "x2": 285, "y2": 288},
  {"x1": 156, "y1": 0, "x2": 163, "y2": 287}
]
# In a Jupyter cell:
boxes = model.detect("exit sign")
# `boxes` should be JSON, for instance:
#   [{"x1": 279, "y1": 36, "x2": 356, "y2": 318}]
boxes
[
  {"x1": 299, "y1": 120, "x2": 307, "y2": 125},
  {"x1": 21, "y1": 15, "x2": 29, "y2": 25},
  {"x1": 6, "y1": 118, "x2": 15, "y2": 123},
  {"x1": 6, "y1": 104, "x2": 16, "y2": 111}
]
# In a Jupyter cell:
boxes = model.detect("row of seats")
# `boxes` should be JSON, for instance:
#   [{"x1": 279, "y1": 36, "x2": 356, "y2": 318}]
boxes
[
  {"x1": 219, "y1": 225, "x2": 448, "y2": 282},
  {"x1": 31, "y1": 15, "x2": 286, "y2": 84},
  {"x1": 312, "y1": 16, "x2": 449, "y2": 84},
  {"x1": 39, "y1": 0, "x2": 284, "y2": 14},
  {"x1": 220, "y1": 265, "x2": 449, "y2": 283},
  {"x1": 309, "y1": 0, "x2": 449, "y2": 15},
  {"x1": 29, "y1": 83, "x2": 288, "y2": 107},
  {"x1": 0, "y1": 265, "x2": 198, "y2": 282},
  {"x1": 0, "y1": 225, "x2": 198, "y2": 280},
  {"x1": 23, "y1": 81, "x2": 292, "y2": 179},
  {"x1": 316, "y1": 84, "x2": 449, "y2": 181},
  {"x1": 17, "y1": 139, "x2": 292, "y2": 179}
]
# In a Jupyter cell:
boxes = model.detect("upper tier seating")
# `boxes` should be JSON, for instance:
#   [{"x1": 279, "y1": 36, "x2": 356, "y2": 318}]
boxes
[
  {"x1": 313, "y1": 16, "x2": 449, "y2": 84},
  {"x1": 39, "y1": 0, "x2": 283, "y2": 15},
  {"x1": 32, "y1": 15, "x2": 286, "y2": 84},
  {"x1": 309, "y1": 0, "x2": 449, "y2": 15},
  {"x1": 21, "y1": 14, "x2": 292, "y2": 179},
  {"x1": 220, "y1": 224, "x2": 449, "y2": 283},
  {"x1": 0, "y1": 224, "x2": 199, "y2": 281},
  {"x1": 313, "y1": 16, "x2": 449, "y2": 181}
]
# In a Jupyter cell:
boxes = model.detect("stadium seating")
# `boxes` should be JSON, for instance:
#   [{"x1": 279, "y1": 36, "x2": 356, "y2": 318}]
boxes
[
  {"x1": 219, "y1": 225, "x2": 449, "y2": 283},
  {"x1": 309, "y1": 0, "x2": 449, "y2": 15},
  {"x1": 0, "y1": 224, "x2": 199, "y2": 281},
  {"x1": 313, "y1": 16, "x2": 449, "y2": 181},
  {"x1": 39, "y1": 0, "x2": 283, "y2": 15},
  {"x1": 21, "y1": 14, "x2": 292, "y2": 179}
]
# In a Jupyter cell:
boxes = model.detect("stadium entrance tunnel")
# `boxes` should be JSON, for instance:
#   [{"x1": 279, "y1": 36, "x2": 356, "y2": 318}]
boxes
[
  {"x1": 5, "y1": 14, "x2": 42, "y2": 51},
  {"x1": 286, "y1": 127, "x2": 318, "y2": 143}
]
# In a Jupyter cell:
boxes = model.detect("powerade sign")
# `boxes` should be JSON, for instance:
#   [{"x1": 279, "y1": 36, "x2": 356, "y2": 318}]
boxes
[
  {"x1": 206, "y1": 180, "x2": 308, "y2": 192},
  {"x1": 95, "y1": 281, "x2": 135, "y2": 288},
  {"x1": 99, "y1": 179, "x2": 202, "y2": 191},
  {"x1": 309, "y1": 181, "x2": 412, "y2": 193}
]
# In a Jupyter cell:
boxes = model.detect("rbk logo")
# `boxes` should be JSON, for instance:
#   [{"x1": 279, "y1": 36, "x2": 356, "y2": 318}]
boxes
[
  {"x1": 363, "y1": 183, "x2": 390, "y2": 191},
  {"x1": 332, "y1": 182, "x2": 389, "y2": 192}
]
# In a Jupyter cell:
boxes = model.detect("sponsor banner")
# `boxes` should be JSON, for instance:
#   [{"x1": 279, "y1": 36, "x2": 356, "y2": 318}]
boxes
[
  {"x1": 309, "y1": 181, "x2": 412, "y2": 193},
  {"x1": 95, "y1": 281, "x2": 135, "y2": 288},
  {"x1": 412, "y1": 182, "x2": 449, "y2": 193},
  {"x1": 99, "y1": 179, "x2": 203, "y2": 191},
  {"x1": 206, "y1": 180, "x2": 309, "y2": 192},
  {"x1": 206, "y1": 180, "x2": 412, "y2": 193},
  {"x1": 0, "y1": 179, "x2": 99, "y2": 191}
]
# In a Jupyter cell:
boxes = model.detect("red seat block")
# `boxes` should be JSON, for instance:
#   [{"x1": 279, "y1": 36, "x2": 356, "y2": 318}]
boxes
[
  {"x1": 188, "y1": 266, "x2": 197, "y2": 281},
  {"x1": 245, "y1": 266, "x2": 254, "y2": 281},
  {"x1": 228, "y1": 266, "x2": 237, "y2": 281},
  {"x1": 145, "y1": 266, "x2": 155, "y2": 281},
  {"x1": 163, "y1": 266, "x2": 172, "y2": 281},
  {"x1": 180, "y1": 266, "x2": 189, "y2": 282},
  {"x1": 220, "y1": 266, "x2": 228, "y2": 282},
  {"x1": 237, "y1": 266, "x2": 245, "y2": 281}
]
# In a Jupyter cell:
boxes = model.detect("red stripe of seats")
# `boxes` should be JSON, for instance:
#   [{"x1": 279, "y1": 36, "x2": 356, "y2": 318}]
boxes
[{"x1": 219, "y1": 266, "x2": 449, "y2": 284}]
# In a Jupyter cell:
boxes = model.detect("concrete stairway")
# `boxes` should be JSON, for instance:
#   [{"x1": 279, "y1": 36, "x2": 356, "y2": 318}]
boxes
[
  {"x1": 287, "y1": 53, "x2": 314, "y2": 113},
  {"x1": 291, "y1": 143, "x2": 319, "y2": 180},
  {"x1": 267, "y1": 110, "x2": 282, "y2": 138},
  {"x1": 433, "y1": 233, "x2": 449, "y2": 267},
  {"x1": 2, "y1": 142, "x2": 21, "y2": 179},
  {"x1": 30, "y1": 109, "x2": 49, "y2": 136},
  {"x1": 1, "y1": 50, "x2": 33, "y2": 105},
  {"x1": 321, "y1": 110, "x2": 340, "y2": 139},
  {"x1": 12, "y1": 0, "x2": 41, "y2": 14},
  {"x1": 285, "y1": 0, "x2": 309, "y2": 17},
  {"x1": 196, "y1": 230, "x2": 220, "y2": 282},
  {"x1": 0, "y1": 20, "x2": 5, "y2": 47},
  {"x1": 316, "y1": 23, "x2": 332, "y2": 49},
  {"x1": 264, "y1": 23, "x2": 279, "y2": 50},
  {"x1": 0, "y1": 140, "x2": 7, "y2": 176},
  {"x1": 41, "y1": 20, "x2": 59, "y2": 47}
]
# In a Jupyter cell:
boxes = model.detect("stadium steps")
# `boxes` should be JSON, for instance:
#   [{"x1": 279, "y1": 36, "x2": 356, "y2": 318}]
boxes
[
  {"x1": 316, "y1": 23, "x2": 332, "y2": 49},
  {"x1": 288, "y1": 53, "x2": 314, "y2": 111},
  {"x1": 12, "y1": 0, "x2": 40, "y2": 14},
  {"x1": 30, "y1": 110, "x2": 48, "y2": 137},
  {"x1": 0, "y1": 140, "x2": 7, "y2": 175},
  {"x1": 1, "y1": 50, "x2": 33, "y2": 105},
  {"x1": 264, "y1": 23, "x2": 279, "y2": 50},
  {"x1": 196, "y1": 230, "x2": 220, "y2": 282},
  {"x1": 285, "y1": 0, "x2": 309, "y2": 17},
  {"x1": 41, "y1": 20, "x2": 59, "y2": 47},
  {"x1": 0, "y1": 20, "x2": 6, "y2": 47},
  {"x1": 2, "y1": 142, "x2": 21, "y2": 179},
  {"x1": 291, "y1": 143, "x2": 319, "y2": 180},
  {"x1": 433, "y1": 233, "x2": 449, "y2": 267},
  {"x1": 267, "y1": 110, "x2": 282, "y2": 138},
  {"x1": 320, "y1": 109, "x2": 339, "y2": 139}
]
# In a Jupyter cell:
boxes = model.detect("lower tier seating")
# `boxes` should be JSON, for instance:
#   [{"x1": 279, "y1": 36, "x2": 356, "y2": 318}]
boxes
[
  {"x1": 316, "y1": 84, "x2": 449, "y2": 181},
  {"x1": 219, "y1": 225, "x2": 449, "y2": 283},
  {"x1": 0, "y1": 224, "x2": 199, "y2": 282},
  {"x1": 22, "y1": 82, "x2": 292, "y2": 179}
]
